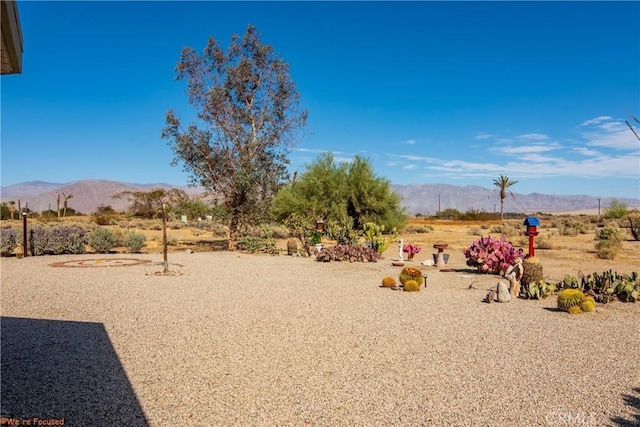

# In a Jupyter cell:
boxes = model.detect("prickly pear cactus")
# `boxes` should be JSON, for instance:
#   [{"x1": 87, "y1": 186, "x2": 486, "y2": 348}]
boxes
[
  {"x1": 522, "y1": 257, "x2": 544, "y2": 287},
  {"x1": 557, "y1": 289, "x2": 585, "y2": 314},
  {"x1": 399, "y1": 267, "x2": 423, "y2": 286},
  {"x1": 403, "y1": 280, "x2": 421, "y2": 292},
  {"x1": 463, "y1": 235, "x2": 523, "y2": 275}
]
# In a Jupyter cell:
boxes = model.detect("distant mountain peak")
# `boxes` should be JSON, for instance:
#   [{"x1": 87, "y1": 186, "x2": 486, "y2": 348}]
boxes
[{"x1": 1, "y1": 179, "x2": 638, "y2": 216}]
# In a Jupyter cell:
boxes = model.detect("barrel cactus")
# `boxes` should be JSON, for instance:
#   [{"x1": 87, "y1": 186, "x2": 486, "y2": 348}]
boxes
[
  {"x1": 557, "y1": 289, "x2": 585, "y2": 314},
  {"x1": 581, "y1": 296, "x2": 596, "y2": 313},
  {"x1": 403, "y1": 280, "x2": 420, "y2": 292},
  {"x1": 399, "y1": 267, "x2": 423, "y2": 286},
  {"x1": 381, "y1": 276, "x2": 397, "y2": 288}
]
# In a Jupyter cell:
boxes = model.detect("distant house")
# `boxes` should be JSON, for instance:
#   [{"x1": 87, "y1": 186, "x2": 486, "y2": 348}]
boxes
[{"x1": 1, "y1": 0, "x2": 23, "y2": 75}]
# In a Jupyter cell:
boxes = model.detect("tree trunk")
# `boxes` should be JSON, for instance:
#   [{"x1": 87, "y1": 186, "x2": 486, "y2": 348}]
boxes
[
  {"x1": 500, "y1": 197, "x2": 505, "y2": 222},
  {"x1": 162, "y1": 203, "x2": 169, "y2": 273},
  {"x1": 228, "y1": 213, "x2": 239, "y2": 251}
]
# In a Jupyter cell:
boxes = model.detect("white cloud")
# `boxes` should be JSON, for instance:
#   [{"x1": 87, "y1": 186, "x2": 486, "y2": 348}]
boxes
[
  {"x1": 572, "y1": 147, "x2": 601, "y2": 157},
  {"x1": 516, "y1": 133, "x2": 549, "y2": 141},
  {"x1": 579, "y1": 117, "x2": 639, "y2": 150},
  {"x1": 403, "y1": 164, "x2": 418, "y2": 170},
  {"x1": 518, "y1": 153, "x2": 560, "y2": 163},
  {"x1": 492, "y1": 143, "x2": 560, "y2": 155},
  {"x1": 404, "y1": 139, "x2": 416, "y2": 145},
  {"x1": 474, "y1": 132, "x2": 493, "y2": 140},
  {"x1": 580, "y1": 116, "x2": 612, "y2": 127},
  {"x1": 394, "y1": 154, "x2": 440, "y2": 162},
  {"x1": 295, "y1": 148, "x2": 347, "y2": 155}
]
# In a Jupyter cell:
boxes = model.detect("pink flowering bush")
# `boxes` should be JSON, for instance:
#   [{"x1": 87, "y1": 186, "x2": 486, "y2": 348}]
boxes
[
  {"x1": 403, "y1": 244, "x2": 422, "y2": 255},
  {"x1": 464, "y1": 235, "x2": 523, "y2": 275}
]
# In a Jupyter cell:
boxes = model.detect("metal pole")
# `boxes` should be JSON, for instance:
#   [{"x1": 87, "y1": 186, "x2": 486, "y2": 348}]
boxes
[
  {"x1": 528, "y1": 234, "x2": 535, "y2": 258},
  {"x1": 597, "y1": 199, "x2": 601, "y2": 217},
  {"x1": 162, "y1": 203, "x2": 168, "y2": 273},
  {"x1": 22, "y1": 212, "x2": 28, "y2": 257}
]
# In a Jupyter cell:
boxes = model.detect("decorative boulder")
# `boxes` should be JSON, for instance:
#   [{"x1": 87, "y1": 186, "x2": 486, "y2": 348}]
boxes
[{"x1": 496, "y1": 282, "x2": 511, "y2": 303}]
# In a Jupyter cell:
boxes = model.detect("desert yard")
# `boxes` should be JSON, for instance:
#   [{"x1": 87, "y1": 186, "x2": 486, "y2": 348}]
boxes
[{"x1": 1, "y1": 219, "x2": 639, "y2": 426}]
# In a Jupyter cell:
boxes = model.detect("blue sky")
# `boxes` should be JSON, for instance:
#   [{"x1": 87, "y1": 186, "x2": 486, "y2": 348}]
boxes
[{"x1": 1, "y1": 1, "x2": 639, "y2": 199}]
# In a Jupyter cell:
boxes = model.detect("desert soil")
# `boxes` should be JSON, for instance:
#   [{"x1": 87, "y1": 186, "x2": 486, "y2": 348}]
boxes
[{"x1": 1, "y1": 219, "x2": 639, "y2": 426}]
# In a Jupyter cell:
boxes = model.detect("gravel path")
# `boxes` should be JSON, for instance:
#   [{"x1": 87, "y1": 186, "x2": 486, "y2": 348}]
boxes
[{"x1": 1, "y1": 251, "x2": 639, "y2": 426}]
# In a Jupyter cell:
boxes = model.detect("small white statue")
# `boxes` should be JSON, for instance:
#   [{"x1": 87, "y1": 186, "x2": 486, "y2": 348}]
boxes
[{"x1": 398, "y1": 238, "x2": 404, "y2": 262}]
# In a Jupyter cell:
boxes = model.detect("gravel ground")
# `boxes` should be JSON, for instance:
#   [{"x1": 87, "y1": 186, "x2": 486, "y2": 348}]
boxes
[{"x1": 1, "y1": 251, "x2": 639, "y2": 427}]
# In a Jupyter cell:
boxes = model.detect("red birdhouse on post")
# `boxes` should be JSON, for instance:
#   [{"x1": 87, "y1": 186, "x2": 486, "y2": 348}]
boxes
[{"x1": 523, "y1": 216, "x2": 540, "y2": 257}]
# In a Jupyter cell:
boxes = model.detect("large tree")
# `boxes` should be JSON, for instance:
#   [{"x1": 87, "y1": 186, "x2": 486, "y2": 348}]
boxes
[
  {"x1": 490, "y1": 174, "x2": 518, "y2": 222},
  {"x1": 272, "y1": 153, "x2": 406, "y2": 231},
  {"x1": 162, "y1": 25, "x2": 307, "y2": 250}
]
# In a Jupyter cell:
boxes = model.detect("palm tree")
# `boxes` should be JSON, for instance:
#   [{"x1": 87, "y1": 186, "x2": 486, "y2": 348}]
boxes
[{"x1": 490, "y1": 175, "x2": 518, "y2": 222}]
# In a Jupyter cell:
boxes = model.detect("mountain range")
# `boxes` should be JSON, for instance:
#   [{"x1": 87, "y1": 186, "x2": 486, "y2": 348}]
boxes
[{"x1": 1, "y1": 179, "x2": 638, "y2": 216}]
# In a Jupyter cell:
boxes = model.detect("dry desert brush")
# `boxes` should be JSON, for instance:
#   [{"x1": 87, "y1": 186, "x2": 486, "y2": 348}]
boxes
[{"x1": 315, "y1": 245, "x2": 380, "y2": 262}]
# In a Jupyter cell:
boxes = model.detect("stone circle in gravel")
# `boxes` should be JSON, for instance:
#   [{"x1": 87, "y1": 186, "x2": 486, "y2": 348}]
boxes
[{"x1": 49, "y1": 258, "x2": 152, "y2": 268}]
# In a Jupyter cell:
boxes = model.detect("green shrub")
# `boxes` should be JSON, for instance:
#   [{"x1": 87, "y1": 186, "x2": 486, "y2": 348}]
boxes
[
  {"x1": 435, "y1": 208, "x2": 461, "y2": 220},
  {"x1": 595, "y1": 240, "x2": 622, "y2": 260},
  {"x1": 490, "y1": 223, "x2": 520, "y2": 237},
  {"x1": 238, "y1": 236, "x2": 277, "y2": 254},
  {"x1": 325, "y1": 215, "x2": 361, "y2": 246},
  {"x1": 94, "y1": 214, "x2": 115, "y2": 226},
  {"x1": 604, "y1": 200, "x2": 628, "y2": 219},
  {"x1": 535, "y1": 235, "x2": 554, "y2": 250},
  {"x1": 405, "y1": 224, "x2": 433, "y2": 234},
  {"x1": 628, "y1": 212, "x2": 640, "y2": 241},
  {"x1": 88, "y1": 227, "x2": 118, "y2": 253},
  {"x1": 123, "y1": 232, "x2": 145, "y2": 253},
  {"x1": 594, "y1": 226, "x2": 625, "y2": 260},
  {"x1": 469, "y1": 227, "x2": 482, "y2": 236}
]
